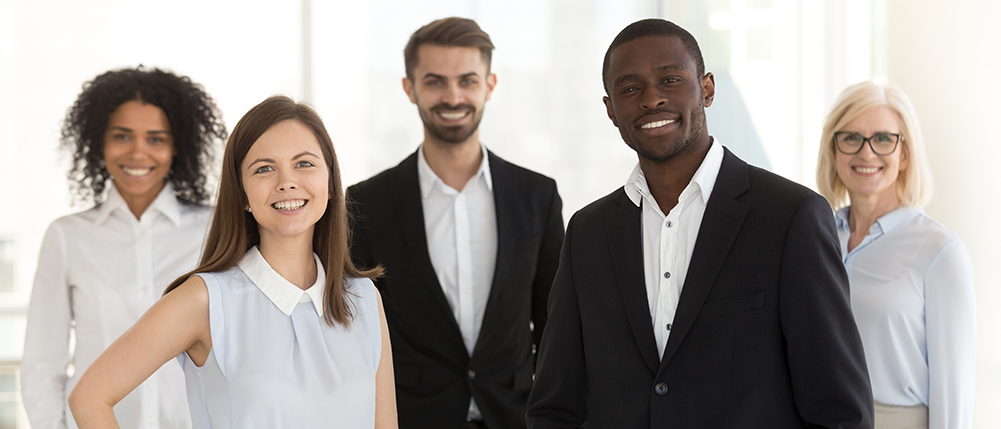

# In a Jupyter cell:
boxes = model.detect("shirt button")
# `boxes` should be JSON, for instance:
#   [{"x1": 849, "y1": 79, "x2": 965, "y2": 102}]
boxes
[
  {"x1": 666, "y1": 324, "x2": 672, "y2": 331},
  {"x1": 666, "y1": 220, "x2": 673, "y2": 227},
  {"x1": 654, "y1": 382, "x2": 669, "y2": 395},
  {"x1": 663, "y1": 271, "x2": 671, "y2": 279},
  {"x1": 467, "y1": 370, "x2": 476, "y2": 380}
]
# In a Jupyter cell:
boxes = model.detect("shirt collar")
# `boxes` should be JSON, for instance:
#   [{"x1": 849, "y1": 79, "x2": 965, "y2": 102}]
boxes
[
  {"x1": 93, "y1": 182, "x2": 182, "y2": 226},
  {"x1": 237, "y1": 246, "x2": 327, "y2": 317},
  {"x1": 417, "y1": 144, "x2": 494, "y2": 199},
  {"x1": 835, "y1": 205, "x2": 924, "y2": 236},
  {"x1": 624, "y1": 137, "x2": 724, "y2": 208}
]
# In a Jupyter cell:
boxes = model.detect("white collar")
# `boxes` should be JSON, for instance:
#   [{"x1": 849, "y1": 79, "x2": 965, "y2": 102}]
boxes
[
  {"x1": 93, "y1": 182, "x2": 183, "y2": 227},
  {"x1": 237, "y1": 246, "x2": 326, "y2": 317},
  {"x1": 417, "y1": 143, "x2": 494, "y2": 199},
  {"x1": 624, "y1": 138, "x2": 724, "y2": 209}
]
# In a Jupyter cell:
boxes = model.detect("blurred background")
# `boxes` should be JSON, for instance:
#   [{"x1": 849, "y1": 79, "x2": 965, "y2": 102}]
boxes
[{"x1": 0, "y1": 0, "x2": 998, "y2": 427}]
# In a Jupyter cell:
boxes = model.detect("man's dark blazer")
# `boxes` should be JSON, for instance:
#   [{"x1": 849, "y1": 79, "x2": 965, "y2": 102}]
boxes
[
  {"x1": 526, "y1": 148, "x2": 873, "y2": 429},
  {"x1": 347, "y1": 149, "x2": 564, "y2": 429}
]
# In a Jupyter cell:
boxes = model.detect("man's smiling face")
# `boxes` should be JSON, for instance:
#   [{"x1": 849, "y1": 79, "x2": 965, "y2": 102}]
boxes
[
  {"x1": 603, "y1": 35, "x2": 714, "y2": 163},
  {"x1": 404, "y1": 44, "x2": 497, "y2": 145}
]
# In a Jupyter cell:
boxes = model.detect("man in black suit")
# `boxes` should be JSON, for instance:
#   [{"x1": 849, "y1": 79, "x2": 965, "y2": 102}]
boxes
[
  {"x1": 526, "y1": 19, "x2": 873, "y2": 428},
  {"x1": 347, "y1": 17, "x2": 564, "y2": 429}
]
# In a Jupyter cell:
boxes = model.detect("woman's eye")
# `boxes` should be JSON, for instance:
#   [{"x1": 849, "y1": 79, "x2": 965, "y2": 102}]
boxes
[
  {"x1": 874, "y1": 133, "x2": 892, "y2": 142},
  {"x1": 114, "y1": 134, "x2": 130, "y2": 141},
  {"x1": 254, "y1": 165, "x2": 274, "y2": 174},
  {"x1": 844, "y1": 134, "x2": 863, "y2": 142},
  {"x1": 296, "y1": 160, "x2": 315, "y2": 168}
]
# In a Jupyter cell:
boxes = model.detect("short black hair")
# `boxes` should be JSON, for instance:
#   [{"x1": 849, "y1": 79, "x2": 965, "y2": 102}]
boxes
[
  {"x1": 602, "y1": 18, "x2": 705, "y2": 94},
  {"x1": 61, "y1": 66, "x2": 227, "y2": 206}
]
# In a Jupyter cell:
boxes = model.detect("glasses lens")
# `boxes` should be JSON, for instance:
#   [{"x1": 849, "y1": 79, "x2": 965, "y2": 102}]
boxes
[
  {"x1": 836, "y1": 133, "x2": 863, "y2": 153},
  {"x1": 871, "y1": 133, "x2": 899, "y2": 155}
]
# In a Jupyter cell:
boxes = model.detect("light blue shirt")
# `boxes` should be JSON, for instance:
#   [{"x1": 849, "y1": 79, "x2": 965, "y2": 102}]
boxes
[
  {"x1": 836, "y1": 206, "x2": 975, "y2": 429},
  {"x1": 178, "y1": 247, "x2": 382, "y2": 428}
]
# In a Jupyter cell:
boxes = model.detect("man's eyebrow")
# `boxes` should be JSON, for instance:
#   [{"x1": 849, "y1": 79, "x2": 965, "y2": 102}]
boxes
[
  {"x1": 612, "y1": 64, "x2": 688, "y2": 88},
  {"x1": 422, "y1": 72, "x2": 482, "y2": 80}
]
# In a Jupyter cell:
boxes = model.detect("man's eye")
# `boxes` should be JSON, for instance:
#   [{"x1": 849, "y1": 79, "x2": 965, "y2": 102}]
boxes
[{"x1": 621, "y1": 86, "x2": 638, "y2": 94}]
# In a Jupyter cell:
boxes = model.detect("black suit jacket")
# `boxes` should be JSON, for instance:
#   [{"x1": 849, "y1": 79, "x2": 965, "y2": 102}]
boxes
[
  {"x1": 526, "y1": 148, "x2": 873, "y2": 429},
  {"x1": 347, "y1": 149, "x2": 564, "y2": 429}
]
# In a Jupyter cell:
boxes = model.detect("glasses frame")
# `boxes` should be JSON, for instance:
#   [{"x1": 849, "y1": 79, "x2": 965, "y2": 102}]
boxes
[{"x1": 833, "y1": 131, "x2": 903, "y2": 156}]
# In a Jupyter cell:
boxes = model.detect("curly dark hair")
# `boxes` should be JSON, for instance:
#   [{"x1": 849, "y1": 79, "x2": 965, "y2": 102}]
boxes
[{"x1": 61, "y1": 66, "x2": 227, "y2": 206}]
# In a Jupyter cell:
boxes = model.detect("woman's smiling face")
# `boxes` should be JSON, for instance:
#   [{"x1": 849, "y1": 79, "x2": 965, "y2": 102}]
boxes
[
  {"x1": 835, "y1": 106, "x2": 909, "y2": 205},
  {"x1": 241, "y1": 119, "x2": 329, "y2": 244}
]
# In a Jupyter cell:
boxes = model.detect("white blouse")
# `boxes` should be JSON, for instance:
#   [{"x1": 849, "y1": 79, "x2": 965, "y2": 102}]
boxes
[
  {"x1": 837, "y1": 206, "x2": 975, "y2": 429},
  {"x1": 22, "y1": 184, "x2": 209, "y2": 429},
  {"x1": 179, "y1": 247, "x2": 382, "y2": 428}
]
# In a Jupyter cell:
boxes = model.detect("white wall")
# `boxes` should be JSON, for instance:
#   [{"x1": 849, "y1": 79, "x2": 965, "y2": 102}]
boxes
[{"x1": 886, "y1": 0, "x2": 1001, "y2": 426}]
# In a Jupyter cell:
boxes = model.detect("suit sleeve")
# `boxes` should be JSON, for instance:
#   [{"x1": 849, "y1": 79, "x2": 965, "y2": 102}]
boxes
[
  {"x1": 925, "y1": 238, "x2": 975, "y2": 429},
  {"x1": 531, "y1": 180, "x2": 564, "y2": 355},
  {"x1": 779, "y1": 194, "x2": 874, "y2": 429},
  {"x1": 21, "y1": 222, "x2": 72, "y2": 429},
  {"x1": 526, "y1": 214, "x2": 586, "y2": 429}
]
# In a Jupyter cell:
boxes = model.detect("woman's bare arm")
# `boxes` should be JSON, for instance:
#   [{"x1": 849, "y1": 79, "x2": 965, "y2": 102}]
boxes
[
  {"x1": 68, "y1": 276, "x2": 211, "y2": 428},
  {"x1": 373, "y1": 292, "x2": 398, "y2": 429}
]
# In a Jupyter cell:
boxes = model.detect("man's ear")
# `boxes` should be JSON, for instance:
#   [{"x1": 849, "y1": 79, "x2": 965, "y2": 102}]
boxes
[
  {"x1": 702, "y1": 72, "x2": 716, "y2": 108},
  {"x1": 484, "y1": 73, "x2": 498, "y2": 102},
  {"x1": 402, "y1": 77, "x2": 417, "y2": 104},
  {"x1": 603, "y1": 96, "x2": 618, "y2": 127}
]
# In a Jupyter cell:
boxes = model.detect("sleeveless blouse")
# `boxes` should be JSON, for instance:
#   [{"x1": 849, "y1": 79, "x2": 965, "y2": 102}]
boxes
[{"x1": 177, "y1": 247, "x2": 382, "y2": 428}]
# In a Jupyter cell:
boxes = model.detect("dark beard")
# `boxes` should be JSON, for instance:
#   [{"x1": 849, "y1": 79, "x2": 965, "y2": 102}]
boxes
[{"x1": 418, "y1": 102, "x2": 482, "y2": 144}]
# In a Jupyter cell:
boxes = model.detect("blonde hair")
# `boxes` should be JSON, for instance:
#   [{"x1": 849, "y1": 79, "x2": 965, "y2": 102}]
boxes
[{"x1": 816, "y1": 81, "x2": 933, "y2": 210}]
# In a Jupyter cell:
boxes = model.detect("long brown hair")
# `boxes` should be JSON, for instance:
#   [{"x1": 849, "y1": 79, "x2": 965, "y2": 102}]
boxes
[{"x1": 166, "y1": 95, "x2": 381, "y2": 327}]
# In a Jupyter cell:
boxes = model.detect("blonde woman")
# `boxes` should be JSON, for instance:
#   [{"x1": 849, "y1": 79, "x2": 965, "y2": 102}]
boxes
[{"x1": 817, "y1": 81, "x2": 975, "y2": 429}]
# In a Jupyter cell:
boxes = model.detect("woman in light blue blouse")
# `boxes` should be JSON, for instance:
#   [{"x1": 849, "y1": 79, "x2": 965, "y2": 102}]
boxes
[
  {"x1": 816, "y1": 81, "x2": 975, "y2": 429},
  {"x1": 67, "y1": 96, "x2": 399, "y2": 428}
]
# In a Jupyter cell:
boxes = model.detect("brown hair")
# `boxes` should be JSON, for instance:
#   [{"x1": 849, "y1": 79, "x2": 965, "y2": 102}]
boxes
[
  {"x1": 404, "y1": 17, "x2": 495, "y2": 80},
  {"x1": 166, "y1": 95, "x2": 381, "y2": 327}
]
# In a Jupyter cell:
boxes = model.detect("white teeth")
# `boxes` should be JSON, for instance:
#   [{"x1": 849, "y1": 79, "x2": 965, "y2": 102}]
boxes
[
  {"x1": 438, "y1": 111, "x2": 466, "y2": 120},
  {"x1": 122, "y1": 167, "x2": 154, "y2": 176},
  {"x1": 640, "y1": 119, "x2": 676, "y2": 129},
  {"x1": 854, "y1": 167, "x2": 880, "y2": 174},
  {"x1": 272, "y1": 200, "x2": 306, "y2": 210}
]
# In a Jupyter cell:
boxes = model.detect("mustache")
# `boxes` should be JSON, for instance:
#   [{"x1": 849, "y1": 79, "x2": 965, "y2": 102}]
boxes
[{"x1": 431, "y1": 103, "x2": 476, "y2": 113}]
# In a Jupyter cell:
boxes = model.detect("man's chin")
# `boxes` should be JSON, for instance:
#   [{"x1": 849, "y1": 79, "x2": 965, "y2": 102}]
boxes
[{"x1": 426, "y1": 124, "x2": 478, "y2": 145}]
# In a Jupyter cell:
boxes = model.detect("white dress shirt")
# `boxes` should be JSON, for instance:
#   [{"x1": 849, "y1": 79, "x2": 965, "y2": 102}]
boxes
[
  {"x1": 836, "y1": 206, "x2": 975, "y2": 429},
  {"x1": 417, "y1": 144, "x2": 497, "y2": 419},
  {"x1": 178, "y1": 247, "x2": 382, "y2": 428},
  {"x1": 623, "y1": 139, "x2": 723, "y2": 359},
  {"x1": 22, "y1": 184, "x2": 208, "y2": 429}
]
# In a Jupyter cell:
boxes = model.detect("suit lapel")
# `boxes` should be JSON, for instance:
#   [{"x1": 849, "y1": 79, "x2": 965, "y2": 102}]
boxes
[
  {"x1": 391, "y1": 152, "x2": 463, "y2": 339},
  {"x1": 606, "y1": 191, "x2": 660, "y2": 374},
  {"x1": 659, "y1": 149, "x2": 750, "y2": 369}
]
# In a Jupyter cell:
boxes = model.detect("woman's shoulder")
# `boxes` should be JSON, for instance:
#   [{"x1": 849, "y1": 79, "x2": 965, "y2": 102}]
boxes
[
  {"x1": 344, "y1": 276, "x2": 378, "y2": 300},
  {"x1": 903, "y1": 210, "x2": 965, "y2": 249}
]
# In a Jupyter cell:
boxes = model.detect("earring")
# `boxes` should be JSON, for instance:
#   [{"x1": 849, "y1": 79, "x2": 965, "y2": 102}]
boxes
[{"x1": 246, "y1": 206, "x2": 252, "y2": 213}]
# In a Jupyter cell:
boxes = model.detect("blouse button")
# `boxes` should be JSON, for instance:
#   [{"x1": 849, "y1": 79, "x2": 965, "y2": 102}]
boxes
[{"x1": 467, "y1": 370, "x2": 476, "y2": 380}]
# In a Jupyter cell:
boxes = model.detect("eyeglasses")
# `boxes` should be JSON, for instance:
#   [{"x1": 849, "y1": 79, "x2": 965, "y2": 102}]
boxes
[{"x1": 834, "y1": 131, "x2": 902, "y2": 155}]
